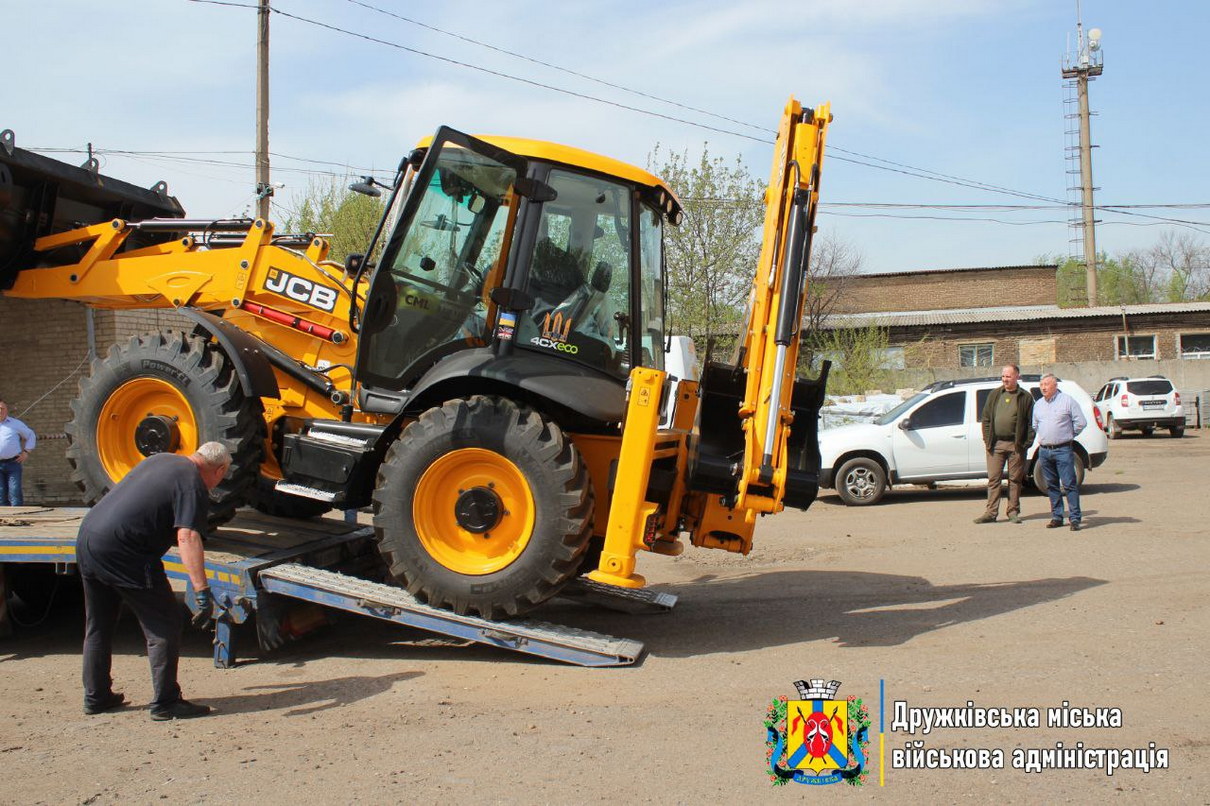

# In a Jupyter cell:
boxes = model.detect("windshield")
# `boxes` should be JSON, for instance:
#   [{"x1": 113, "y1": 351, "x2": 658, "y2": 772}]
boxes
[
  {"x1": 359, "y1": 138, "x2": 518, "y2": 387},
  {"x1": 637, "y1": 203, "x2": 664, "y2": 370},
  {"x1": 875, "y1": 392, "x2": 929, "y2": 425},
  {"x1": 517, "y1": 168, "x2": 633, "y2": 378}
]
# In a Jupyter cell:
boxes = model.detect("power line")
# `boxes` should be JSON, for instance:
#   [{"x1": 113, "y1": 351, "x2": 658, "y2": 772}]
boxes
[
  {"x1": 266, "y1": 5, "x2": 770, "y2": 144},
  {"x1": 188, "y1": 0, "x2": 1206, "y2": 231},
  {"x1": 344, "y1": 0, "x2": 769, "y2": 136}
]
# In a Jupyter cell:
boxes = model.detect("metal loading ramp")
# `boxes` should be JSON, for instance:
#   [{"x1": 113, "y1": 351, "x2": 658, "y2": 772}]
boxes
[{"x1": 258, "y1": 563, "x2": 656, "y2": 667}]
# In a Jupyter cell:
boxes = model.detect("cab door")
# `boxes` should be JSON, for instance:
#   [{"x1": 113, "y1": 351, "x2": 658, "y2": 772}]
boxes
[{"x1": 891, "y1": 389, "x2": 971, "y2": 479}]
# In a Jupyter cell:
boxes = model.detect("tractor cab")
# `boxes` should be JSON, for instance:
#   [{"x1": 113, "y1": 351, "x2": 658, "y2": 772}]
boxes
[{"x1": 355, "y1": 128, "x2": 681, "y2": 405}]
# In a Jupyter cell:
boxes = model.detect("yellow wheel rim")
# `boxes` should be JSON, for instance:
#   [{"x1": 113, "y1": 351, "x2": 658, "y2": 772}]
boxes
[
  {"x1": 413, "y1": 448, "x2": 535, "y2": 575},
  {"x1": 96, "y1": 378, "x2": 198, "y2": 481}
]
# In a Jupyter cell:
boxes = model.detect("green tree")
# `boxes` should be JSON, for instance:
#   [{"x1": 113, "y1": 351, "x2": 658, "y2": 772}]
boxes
[
  {"x1": 805, "y1": 325, "x2": 892, "y2": 396},
  {"x1": 282, "y1": 178, "x2": 385, "y2": 265},
  {"x1": 1055, "y1": 231, "x2": 1210, "y2": 307},
  {"x1": 648, "y1": 144, "x2": 764, "y2": 355},
  {"x1": 648, "y1": 145, "x2": 862, "y2": 366}
]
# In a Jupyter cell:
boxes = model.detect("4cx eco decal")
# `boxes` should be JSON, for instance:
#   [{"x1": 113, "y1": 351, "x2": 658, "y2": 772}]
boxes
[{"x1": 530, "y1": 311, "x2": 579, "y2": 354}]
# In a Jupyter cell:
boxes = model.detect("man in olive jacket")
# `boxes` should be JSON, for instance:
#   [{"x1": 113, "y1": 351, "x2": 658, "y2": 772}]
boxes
[{"x1": 975, "y1": 365, "x2": 1036, "y2": 524}]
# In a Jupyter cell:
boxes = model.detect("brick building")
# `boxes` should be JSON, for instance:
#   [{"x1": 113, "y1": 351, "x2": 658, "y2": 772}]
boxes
[
  {"x1": 830, "y1": 264, "x2": 1058, "y2": 315},
  {"x1": 0, "y1": 297, "x2": 190, "y2": 504},
  {"x1": 821, "y1": 265, "x2": 1210, "y2": 371}
]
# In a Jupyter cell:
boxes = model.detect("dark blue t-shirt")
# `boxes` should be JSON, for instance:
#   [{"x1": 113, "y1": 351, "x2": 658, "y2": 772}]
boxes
[{"x1": 77, "y1": 453, "x2": 209, "y2": 589}]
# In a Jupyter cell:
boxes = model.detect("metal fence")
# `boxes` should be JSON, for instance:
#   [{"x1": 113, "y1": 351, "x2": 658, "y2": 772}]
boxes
[{"x1": 1184, "y1": 390, "x2": 1209, "y2": 428}]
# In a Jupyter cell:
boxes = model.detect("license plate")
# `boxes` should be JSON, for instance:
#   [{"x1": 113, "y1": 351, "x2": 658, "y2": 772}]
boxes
[{"x1": 1141, "y1": 400, "x2": 1165, "y2": 409}]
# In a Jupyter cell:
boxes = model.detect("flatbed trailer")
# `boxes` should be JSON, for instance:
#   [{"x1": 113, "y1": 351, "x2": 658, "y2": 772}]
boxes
[{"x1": 0, "y1": 506, "x2": 675, "y2": 668}]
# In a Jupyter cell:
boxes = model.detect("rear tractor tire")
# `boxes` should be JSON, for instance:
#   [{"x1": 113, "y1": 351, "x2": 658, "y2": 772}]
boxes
[
  {"x1": 372, "y1": 396, "x2": 593, "y2": 619},
  {"x1": 65, "y1": 331, "x2": 262, "y2": 526}
]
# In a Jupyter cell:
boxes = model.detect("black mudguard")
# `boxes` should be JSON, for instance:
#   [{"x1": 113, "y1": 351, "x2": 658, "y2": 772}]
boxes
[
  {"x1": 179, "y1": 309, "x2": 281, "y2": 400},
  {"x1": 364, "y1": 347, "x2": 627, "y2": 426}
]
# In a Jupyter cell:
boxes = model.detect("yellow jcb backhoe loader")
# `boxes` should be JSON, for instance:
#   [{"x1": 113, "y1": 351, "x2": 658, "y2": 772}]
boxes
[{"x1": 0, "y1": 98, "x2": 830, "y2": 619}]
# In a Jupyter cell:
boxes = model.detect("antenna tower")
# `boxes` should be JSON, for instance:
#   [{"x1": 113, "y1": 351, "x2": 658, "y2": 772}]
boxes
[{"x1": 1061, "y1": 0, "x2": 1103, "y2": 306}]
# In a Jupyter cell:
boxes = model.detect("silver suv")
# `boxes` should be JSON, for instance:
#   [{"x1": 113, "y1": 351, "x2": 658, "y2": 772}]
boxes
[{"x1": 1093, "y1": 376, "x2": 1184, "y2": 438}]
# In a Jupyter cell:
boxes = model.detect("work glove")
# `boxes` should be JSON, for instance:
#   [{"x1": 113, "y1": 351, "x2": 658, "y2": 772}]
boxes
[{"x1": 191, "y1": 587, "x2": 216, "y2": 629}]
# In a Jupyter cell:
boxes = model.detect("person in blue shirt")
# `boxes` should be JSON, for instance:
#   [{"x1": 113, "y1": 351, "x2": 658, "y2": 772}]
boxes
[
  {"x1": 1031, "y1": 374, "x2": 1087, "y2": 531},
  {"x1": 0, "y1": 398, "x2": 37, "y2": 507}
]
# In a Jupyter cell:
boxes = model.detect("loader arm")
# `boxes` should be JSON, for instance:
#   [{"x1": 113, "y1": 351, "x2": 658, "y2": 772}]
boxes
[
  {"x1": 734, "y1": 98, "x2": 830, "y2": 514},
  {"x1": 3, "y1": 216, "x2": 365, "y2": 404}
]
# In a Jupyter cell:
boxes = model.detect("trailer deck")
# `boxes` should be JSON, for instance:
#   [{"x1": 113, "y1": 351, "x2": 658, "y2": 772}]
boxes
[{"x1": 0, "y1": 506, "x2": 675, "y2": 667}]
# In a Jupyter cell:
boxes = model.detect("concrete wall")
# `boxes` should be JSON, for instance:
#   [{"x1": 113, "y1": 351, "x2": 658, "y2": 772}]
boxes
[{"x1": 877, "y1": 358, "x2": 1210, "y2": 425}]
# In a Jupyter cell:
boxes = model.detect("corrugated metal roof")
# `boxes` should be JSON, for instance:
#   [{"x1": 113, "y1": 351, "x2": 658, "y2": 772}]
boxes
[
  {"x1": 822, "y1": 301, "x2": 1210, "y2": 329},
  {"x1": 839, "y1": 264, "x2": 1058, "y2": 280}
]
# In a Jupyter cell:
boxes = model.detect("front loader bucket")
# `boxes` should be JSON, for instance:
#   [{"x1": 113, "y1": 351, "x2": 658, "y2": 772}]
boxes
[{"x1": 0, "y1": 129, "x2": 185, "y2": 290}]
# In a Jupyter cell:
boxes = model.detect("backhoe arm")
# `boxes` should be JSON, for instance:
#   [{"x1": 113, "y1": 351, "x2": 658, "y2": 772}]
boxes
[{"x1": 733, "y1": 97, "x2": 831, "y2": 513}]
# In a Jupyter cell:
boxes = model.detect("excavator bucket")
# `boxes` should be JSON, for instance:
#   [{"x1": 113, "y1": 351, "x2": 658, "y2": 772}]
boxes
[{"x1": 0, "y1": 129, "x2": 184, "y2": 289}]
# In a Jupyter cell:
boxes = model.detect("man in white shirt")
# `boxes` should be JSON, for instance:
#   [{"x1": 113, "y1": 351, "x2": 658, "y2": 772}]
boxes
[
  {"x1": 1031, "y1": 374, "x2": 1087, "y2": 531},
  {"x1": 0, "y1": 398, "x2": 37, "y2": 507}
]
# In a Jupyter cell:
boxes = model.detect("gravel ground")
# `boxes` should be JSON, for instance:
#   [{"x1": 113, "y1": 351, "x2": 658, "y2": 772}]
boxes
[{"x1": 2, "y1": 431, "x2": 1207, "y2": 803}]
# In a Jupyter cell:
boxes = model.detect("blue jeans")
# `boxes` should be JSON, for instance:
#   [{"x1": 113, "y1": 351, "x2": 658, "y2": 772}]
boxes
[
  {"x1": 1039, "y1": 445, "x2": 1080, "y2": 525},
  {"x1": 0, "y1": 458, "x2": 23, "y2": 507}
]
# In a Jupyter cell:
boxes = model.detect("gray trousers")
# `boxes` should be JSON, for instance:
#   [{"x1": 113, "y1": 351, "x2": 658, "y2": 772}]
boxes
[{"x1": 81, "y1": 572, "x2": 183, "y2": 709}]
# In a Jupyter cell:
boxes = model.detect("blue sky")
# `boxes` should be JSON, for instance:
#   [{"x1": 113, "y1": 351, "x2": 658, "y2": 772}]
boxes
[{"x1": 4, "y1": 0, "x2": 1206, "y2": 274}]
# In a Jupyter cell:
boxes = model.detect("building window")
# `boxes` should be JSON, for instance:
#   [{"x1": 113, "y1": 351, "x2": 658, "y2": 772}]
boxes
[
  {"x1": 1179, "y1": 333, "x2": 1210, "y2": 359},
  {"x1": 1116, "y1": 335, "x2": 1156, "y2": 360},
  {"x1": 878, "y1": 346, "x2": 905, "y2": 370},
  {"x1": 958, "y1": 343, "x2": 994, "y2": 367}
]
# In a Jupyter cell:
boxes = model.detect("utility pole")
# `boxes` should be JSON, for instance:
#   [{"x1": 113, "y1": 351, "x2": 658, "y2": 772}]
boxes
[
  {"x1": 1061, "y1": 3, "x2": 1103, "y2": 306},
  {"x1": 255, "y1": 0, "x2": 271, "y2": 220}
]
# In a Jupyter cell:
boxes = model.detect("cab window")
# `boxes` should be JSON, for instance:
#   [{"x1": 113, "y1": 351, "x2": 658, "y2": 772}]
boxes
[{"x1": 518, "y1": 169, "x2": 632, "y2": 377}]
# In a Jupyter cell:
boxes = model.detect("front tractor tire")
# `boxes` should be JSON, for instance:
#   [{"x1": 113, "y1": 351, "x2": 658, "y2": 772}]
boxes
[
  {"x1": 65, "y1": 331, "x2": 262, "y2": 525},
  {"x1": 373, "y1": 396, "x2": 593, "y2": 620}
]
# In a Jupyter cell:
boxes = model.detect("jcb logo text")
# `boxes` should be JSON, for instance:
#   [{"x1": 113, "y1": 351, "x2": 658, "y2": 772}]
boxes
[{"x1": 264, "y1": 268, "x2": 339, "y2": 312}]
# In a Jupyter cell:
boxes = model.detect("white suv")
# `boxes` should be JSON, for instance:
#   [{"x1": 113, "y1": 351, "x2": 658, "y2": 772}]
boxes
[
  {"x1": 1093, "y1": 376, "x2": 1184, "y2": 438},
  {"x1": 819, "y1": 376, "x2": 1109, "y2": 506}
]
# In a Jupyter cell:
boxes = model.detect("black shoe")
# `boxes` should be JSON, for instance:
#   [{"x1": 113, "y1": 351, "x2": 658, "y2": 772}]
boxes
[
  {"x1": 149, "y1": 698, "x2": 211, "y2": 721},
  {"x1": 1046, "y1": 520, "x2": 1063, "y2": 528},
  {"x1": 1070, "y1": 522, "x2": 1081, "y2": 532},
  {"x1": 84, "y1": 691, "x2": 127, "y2": 715}
]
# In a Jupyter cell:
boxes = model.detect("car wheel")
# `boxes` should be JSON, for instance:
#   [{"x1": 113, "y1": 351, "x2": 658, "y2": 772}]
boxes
[
  {"x1": 1107, "y1": 414, "x2": 1122, "y2": 440},
  {"x1": 1170, "y1": 425, "x2": 1185, "y2": 438},
  {"x1": 1032, "y1": 452, "x2": 1086, "y2": 492},
  {"x1": 835, "y1": 457, "x2": 887, "y2": 506}
]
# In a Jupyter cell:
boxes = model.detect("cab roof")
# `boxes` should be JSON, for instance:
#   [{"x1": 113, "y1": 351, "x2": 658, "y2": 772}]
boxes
[{"x1": 416, "y1": 132, "x2": 681, "y2": 219}]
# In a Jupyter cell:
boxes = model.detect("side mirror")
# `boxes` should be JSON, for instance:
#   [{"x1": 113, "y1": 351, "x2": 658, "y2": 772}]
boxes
[{"x1": 898, "y1": 418, "x2": 912, "y2": 431}]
